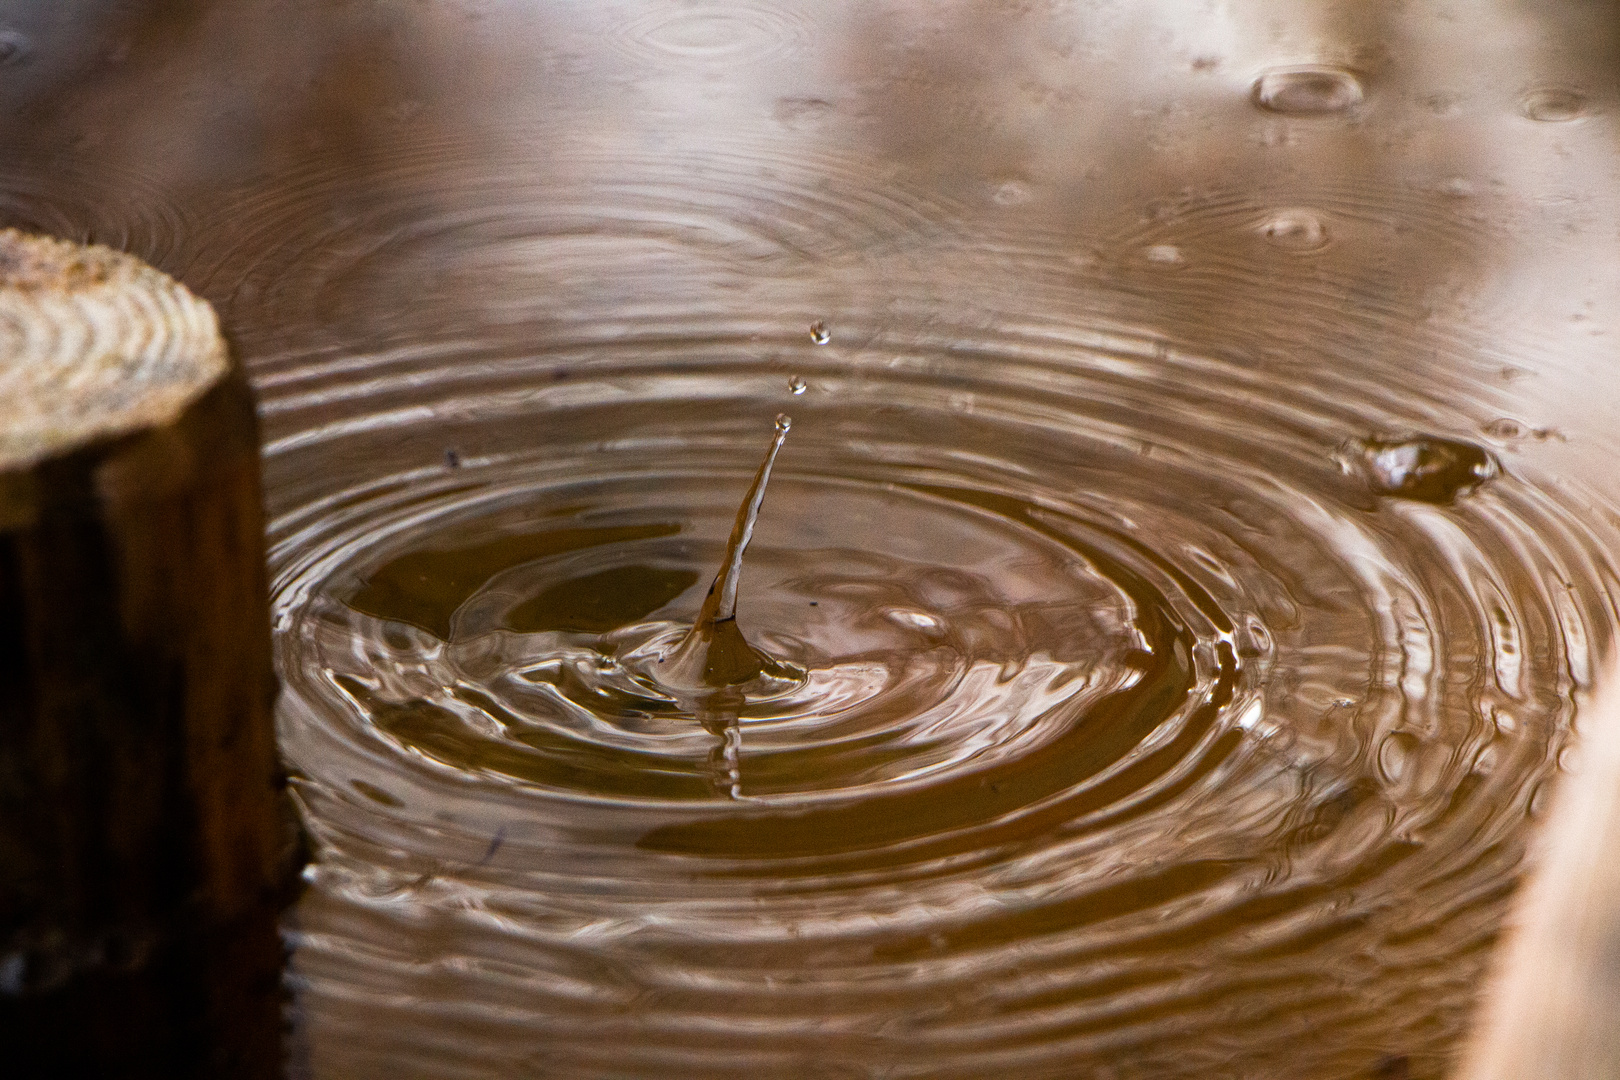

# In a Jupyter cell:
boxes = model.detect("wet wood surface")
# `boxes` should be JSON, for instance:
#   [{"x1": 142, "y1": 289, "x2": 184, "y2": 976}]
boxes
[
  {"x1": 0, "y1": 230, "x2": 299, "y2": 1079},
  {"x1": 1460, "y1": 656, "x2": 1620, "y2": 1080}
]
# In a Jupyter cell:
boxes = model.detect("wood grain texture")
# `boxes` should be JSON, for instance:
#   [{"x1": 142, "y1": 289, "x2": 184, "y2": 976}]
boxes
[
  {"x1": 0, "y1": 231, "x2": 301, "y2": 1078},
  {"x1": 1459, "y1": 655, "x2": 1620, "y2": 1079}
]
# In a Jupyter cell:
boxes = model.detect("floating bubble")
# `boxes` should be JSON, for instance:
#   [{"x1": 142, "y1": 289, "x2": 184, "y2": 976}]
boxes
[
  {"x1": 809, "y1": 321, "x2": 830, "y2": 344},
  {"x1": 992, "y1": 180, "x2": 1031, "y2": 206},
  {"x1": 1252, "y1": 66, "x2": 1364, "y2": 114},
  {"x1": 1259, "y1": 209, "x2": 1329, "y2": 252},
  {"x1": 1521, "y1": 87, "x2": 1588, "y2": 123},
  {"x1": 1482, "y1": 418, "x2": 1558, "y2": 442},
  {"x1": 1353, "y1": 436, "x2": 1498, "y2": 504}
]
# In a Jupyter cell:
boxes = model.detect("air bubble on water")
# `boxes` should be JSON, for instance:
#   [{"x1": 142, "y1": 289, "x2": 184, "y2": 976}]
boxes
[
  {"x1": 992, "y1": 180, "x2": 1031, "y2": 206},
  {"x1": 1259, "y1": 209, "x2": 1329, "y2": 252},
  {"x1": 775, "y1": 413, "x2": 792, "y2": 433},
  {"x1": 809, "y1": 321, "x2": 830, "y2": 344},
  {"x1": 886, "y1": 609, "x2": 942, "y2": 632},
  {"x1": 1252, "y1": 66, "x2": 1364, "y2": 114},
  {"x1": 1521, "y1": 87, "x2": 1588, "y2": 123},
  {"x1": 1146, "y1": 244, "x2": 1184, "y2": 265},
  {"x1": 788, "y1": 375, "x2": 807, "y2": 395},
  {"x1": 1353, "y1": 436, "x2": 1499, "y2": 504},
  {"x1": 1483, "y1": 418, "x2": 1559, "y2": 443}
]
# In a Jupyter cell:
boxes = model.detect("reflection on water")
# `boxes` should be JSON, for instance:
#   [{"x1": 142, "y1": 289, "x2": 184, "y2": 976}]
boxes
[{"x1": 5, "y1": 2, "x2": 1620, "y2": 1078}]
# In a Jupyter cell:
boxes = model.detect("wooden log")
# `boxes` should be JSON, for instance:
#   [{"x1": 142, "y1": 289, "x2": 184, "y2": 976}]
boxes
[
  {"x1": 0, "y1": 229, "x2": 301, "y2": 1078},
  {"x1": 1459, "y1": 654, "x2": 1620, "y2": 1079}
]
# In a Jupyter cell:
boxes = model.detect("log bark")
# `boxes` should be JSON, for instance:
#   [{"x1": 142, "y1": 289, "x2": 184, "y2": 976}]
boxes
[
  {"x1": 1459, "y1": 654, "x2": 1620, "y2": 1079},
  {"x1": 0, "y1": 229, "x2": 301, "y2": 1078}
]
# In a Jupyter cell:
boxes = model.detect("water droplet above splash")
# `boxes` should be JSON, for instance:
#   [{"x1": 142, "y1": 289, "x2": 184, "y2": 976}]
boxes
[
  {"x1": 809, "y1": 320, "x2": 830, "y2": 344},
  {"x1": 788, "y1": 374, "x2": 807, "y2": 395},
  {"x1": 1252, "y1": 66, "x2": 1364, "y2": 114}
]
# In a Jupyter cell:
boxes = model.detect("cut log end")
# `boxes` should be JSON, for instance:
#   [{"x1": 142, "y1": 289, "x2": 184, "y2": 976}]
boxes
[
  {"x1": 0, "y1": 230, "x2": 298, "y2": 1079},
  {"x1": 0, "y1": 228, "x2": 228, "y2": 475}
]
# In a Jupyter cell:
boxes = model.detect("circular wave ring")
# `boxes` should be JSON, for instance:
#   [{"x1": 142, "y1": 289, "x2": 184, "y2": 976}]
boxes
[{"x1": 269, "y1": 319, "x2": 1619, "y2": 1077}]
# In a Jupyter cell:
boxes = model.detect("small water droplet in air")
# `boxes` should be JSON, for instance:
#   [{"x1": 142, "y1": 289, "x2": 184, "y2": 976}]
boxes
[
  {"x1": 809, "y1": 322, "x2": 830, "y2": 344},
  {"x1": 775, "y1": 413, "x2": 792, "y2": 433},
  {"x1": 1354, "y1": 436, "x2": 1498, "y2": 504},
  {"x1": 0, "y1": 30, "x2": 31, "y2": 66},
  {"x1": 1252, "y1": 66, "x2": 1364, "y2": 114},
  {"x1": 788, "y1": 375, "x2": 807, "y2": 395},
  {"x1": 1259, "y1": 209, "x2": 1329, "y2": 252},
  {"x1": 1145, "y1": 244, "x2": 1184, "y2": 265},
  {"x1": 1521, "y1": 87, "x2": 1587, "y2": 123}
]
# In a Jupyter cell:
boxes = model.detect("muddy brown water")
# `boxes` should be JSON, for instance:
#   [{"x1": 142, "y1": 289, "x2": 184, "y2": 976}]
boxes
[{"x1": 5, "y1": 2, "x2": 1620, "y2": 1077}]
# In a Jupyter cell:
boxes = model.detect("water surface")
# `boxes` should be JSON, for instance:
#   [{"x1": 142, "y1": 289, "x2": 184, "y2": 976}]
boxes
[{"x1": 4, "y1": 2, "x2": 1620, "y2": 1077}]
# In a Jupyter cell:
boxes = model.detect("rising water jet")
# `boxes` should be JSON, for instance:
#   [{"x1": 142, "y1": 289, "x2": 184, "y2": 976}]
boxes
[{"x1": 656, "y1": 413, "x2": 801, "y2": 695}]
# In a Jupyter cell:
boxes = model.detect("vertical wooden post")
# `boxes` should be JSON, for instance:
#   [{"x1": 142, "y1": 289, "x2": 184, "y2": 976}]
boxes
[
  {"x1": 0, "y1": 229, "x2": 300, "y2": 1078},
  {"x1": 1459, "y1": 655, "x2": 1620, "y2": 1079}
]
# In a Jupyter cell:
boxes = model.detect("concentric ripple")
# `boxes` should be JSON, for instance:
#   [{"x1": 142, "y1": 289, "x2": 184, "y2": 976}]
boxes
[
  {"x1": 270, "y1": 317, "x2": 1619, "y2": 1079},
  {"x1": 606, "y1": 2, "x2": 814, "y2": 67}
]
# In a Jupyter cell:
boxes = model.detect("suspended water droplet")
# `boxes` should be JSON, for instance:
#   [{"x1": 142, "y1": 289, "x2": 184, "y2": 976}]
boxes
[
  {"x1": 788, "y1": 375, "x2": 807, "y2": 395},
  {"x1": 1145, "y1": 244, "x2": 1184, "y2": 265},
  {"x1": 809, "y1": 321, "x2": 830, "y2": 344},
  {"x1": 1252, "y1": 66, "x2": 1364, "y2": 115},
  {"x1": 1354, "y1": 436, "x2": 1498, "y2": 504},
  {"x1": 1521, "y1": 87, "x2": 1588, "y2": 123},
  {"x1": 775, "y1": 412, "x2": 792, "y2": 433},
  {"x1": 1259, "y1": 209, "x2": 1329, "y2": 252}
]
